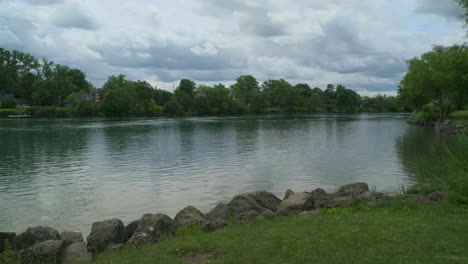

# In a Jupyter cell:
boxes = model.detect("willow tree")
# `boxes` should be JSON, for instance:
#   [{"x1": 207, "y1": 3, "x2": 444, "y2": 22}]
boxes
[{"x1": 399, "y1": 45, "x2": 468, "y2": 120}]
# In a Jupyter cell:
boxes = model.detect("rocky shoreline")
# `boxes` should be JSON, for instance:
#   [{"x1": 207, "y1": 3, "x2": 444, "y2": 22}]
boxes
[
  {"x1": 0, "y1": 182, "x2": 445, "y2": 264},
  {"x1": 407, "y1": 119, "x2": 467, "y2": 134}
]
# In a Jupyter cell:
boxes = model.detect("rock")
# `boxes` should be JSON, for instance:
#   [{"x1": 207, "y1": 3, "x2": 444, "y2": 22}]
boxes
[
  {"x1": 227, "y1": 194, "x2": 267, "y2": 219},
  {"x1": 283, "y1": 189, "x2": 294, "y2": 200},
  {"x1": 336, "y1": 183, "x2": 369, "y2": 196},
  {"x1": 19, "y1": 240, "x2": 64, "y2": 264},
  {"x1": 127, "y1": 214, "x2": 177, "y2": 246},
  {"x1": 60, "y1": 231, "x2": 83, "y2": 247},
  {"x1": 298, "y1": 210, "x2": 320, "y2": 216},
  {"x1": 104, "y1": 243, "x2": 124, "y2": 253},
  {"x1": 0, "y1": 232, "x2": 16, "y2": 253},
  {"x1": 61, "y1": 242, "x2": 92, "y2": 264},
  {"x1": 275, "y1": 192, "x2": 314, "y2": 216},
  {"x1": 86, "y1": 219, "x2": 126, "y2": 253},
  {"x1": 357, "y1": 191, "x2": 384, "y2": 205},
  {"x1": 309, "y1": 188, "x2": 337, "y2": 208},
  {"x1": 256, "y1": 209, "x2": 275, "y2": 220},
  {"x1": 246, "y1": 191, "x2": 281, "y2": 211},
  {"x1": 124, "y1": 220, "x2": 141, "y2": 241},
  {"x1": 427, "y1": 191, "x2": 448, "y2": 202},
  {"x1": 235, "y1": 210, "x2": 261, "y2": 221},
  {"x1": 324, "y1": 196, "x2": 354, "y2": 208},
  {"x1": 15, "y1": 226, "x2": 61, "y2": 250},
  {"x1": 201, "y1": 219, "x2": 228, "y2": 233},
  {"x1": 405, "y1": 185, "x2": 420, "y2": 195},
  {"x1": 205, "y1": 203, "x2": 230, "y2": 222},
  {"x1": 174, "y1": 206, "x2": 206, "y2": 229}
]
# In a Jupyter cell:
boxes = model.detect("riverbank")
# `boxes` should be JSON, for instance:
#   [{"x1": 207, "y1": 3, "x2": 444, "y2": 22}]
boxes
[
  {"x1": 0, "y1": 182, "x2": 460, "y2": 264},
  {"x1": 0, "y1": 107, "x2": 407, "y2": 118},
  {"x1": 407, "y1": 110, "x2": 468, "y2": 134}
]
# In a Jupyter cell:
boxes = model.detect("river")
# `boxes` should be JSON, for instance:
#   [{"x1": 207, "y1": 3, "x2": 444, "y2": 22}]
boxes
[{"x1": 0, "y1": 114, "x2": 459, "y2": 235}]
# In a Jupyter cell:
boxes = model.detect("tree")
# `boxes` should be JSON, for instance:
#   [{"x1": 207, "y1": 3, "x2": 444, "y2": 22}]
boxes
[
  {"x1": 193, "y1": 93, "x2": 211, "y2": 115},
  {"x1": 262, "y1": 79, "x2": 300, "y2": 109},
  {"x1": 196, "y1": 84, "x2": 231, "y2": 114},
  {"x1": 459, "y1": 0, "x2": 468, "y2": 32},
  {"x1": 163, "y1": 100, "x2": 184, "y2": 116},
  {"x1": 231, "y1": 75, "x2": 259, "y2": 106},
  {"x1": 335, "y1": 84, "x2": 360, "y2": 112},
  {"x1": 155, "y1": 89, "x2": 173, "y2": 106},
  {"x1": 295, "y1": 83, "x2": 312, "y2": 98},
  {"x1": 178, "y1": 79, "x2": 196, "y2": 96},
  {"x1": 398, "y1": 45, "x2": 468, "y2": 120}
]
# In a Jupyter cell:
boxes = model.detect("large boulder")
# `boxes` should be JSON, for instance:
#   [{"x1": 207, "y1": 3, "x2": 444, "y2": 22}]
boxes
[
  {"x1": 275, "y1": 193, "x2": 314, "y2": 216},
  {"x1": 227, "y1": 194, "x2": 267, "y2": 220},
  {"x1": 205, "y1": 203, "x2": 230, "y2": 222},
  {"x1": 245, "y1": 191, "x2": 281, "y2": 211},
  {"x1": 124, "y1": 220, "x2": 141, "y2": 241},
  {"x1": 283, "y1": 189, "x2": 294, "y2": 200},
  {"x1": 336, "y1": 183, "x2": 369, "y2": 196},
  {"x1": 127, "y1": 214, "x2": 177, "y2": 246},
  {"x1": 60, "y1": 231, "x2": 83, "y2": 247},
  {"x1": 15, "y1": 226, "x2": 61, "y2": 250},
  {"x1": 19, "y1": 240, "x2": 64, "y2": 264},
  {"x1": 0, "y1": 232, "x2": 16, "y2": 253},
  {"x1": 357, "y1": 191, "x2": 384, "y2": 205},
  {"x1": 86, "y1": 219, "x2": 126, "y2": 253},
  {"x1": 61, "y1": 242, "x2": 92, "y2": 264},
  {"x1": 174, "y1": 206, "x2": 206, "y2": 229}
]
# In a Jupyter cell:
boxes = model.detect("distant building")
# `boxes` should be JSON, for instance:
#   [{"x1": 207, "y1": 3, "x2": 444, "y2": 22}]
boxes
[{"x1": 90, "y1": 89, "x2": 105, "y2": 104}]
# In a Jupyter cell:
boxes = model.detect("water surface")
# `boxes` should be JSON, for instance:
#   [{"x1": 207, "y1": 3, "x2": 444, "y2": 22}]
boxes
[{"x1": 0, "y1": 114, "x2": 457, "y2": 235}]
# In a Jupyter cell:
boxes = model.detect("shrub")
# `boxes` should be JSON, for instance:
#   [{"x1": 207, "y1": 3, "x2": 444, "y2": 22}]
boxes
[
  {"x1": 0, "y1": 99, "x2": 16, "y2": 109},
  {"x1": 410, "y1": 104, "x2": 437, "y2": 122}
]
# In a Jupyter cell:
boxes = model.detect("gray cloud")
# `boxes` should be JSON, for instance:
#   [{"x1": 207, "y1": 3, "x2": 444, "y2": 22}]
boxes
[
  {"x1": 53, "y1": 5, "x2": 97, "y2": 30},
  {"x1": 0, "y1": 0, "x2": 465, "y2": 94},
  {"x1": 415, "y1": 0, "x2": 465, "y2": 20}
]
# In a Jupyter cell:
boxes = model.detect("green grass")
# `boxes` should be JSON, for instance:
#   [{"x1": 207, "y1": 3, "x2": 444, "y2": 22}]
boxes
[
  {"x1": 448, "y1": 110, "x2": 468, "y2": 124},
  {"x1": 412, "y1": 136, "x2": 468, "y2": 205},
  {"x1": 92, "y1": 205, "x2": 468, "y2": 264}
]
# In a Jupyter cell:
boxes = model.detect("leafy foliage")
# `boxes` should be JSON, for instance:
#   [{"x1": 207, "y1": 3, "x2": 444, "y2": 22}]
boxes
[{"x1": 398, "y1": 45, "x2": 468, "y2": 120}]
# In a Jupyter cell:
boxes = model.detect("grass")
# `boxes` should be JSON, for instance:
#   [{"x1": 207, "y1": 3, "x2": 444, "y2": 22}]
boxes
[
  {"x1": 90, "y1": 204, "x2": 468, "y2": 264},
  {"x1": 412, "y1": 136, "x2": 468, "y2": 205},
  {"x1": 448, "y1": 110, "x2": 468, "y2": 124}
]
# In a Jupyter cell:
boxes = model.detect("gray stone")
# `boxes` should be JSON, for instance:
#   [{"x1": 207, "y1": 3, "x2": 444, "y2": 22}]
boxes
[
  {"x1": 86, "y1": 219, "x2": 125, "y2": 253},
  {"x1": 127, "y1": 214, "x2": 177, "y2": 246},
  {"x1": 201, "y1": 219, "x2": 228, "y2": 233},
  {"x1": 62, "y1": 242, "x2": 92, "y2": 264},
  {"x1": 15, "y1": 226, "x2": 61, "y2": 250},
  {"x1": 0, "y1": 232, "x2": 16, "y2": 253},
  {"x1": 104, "y1": 243, "x2": 124, "y2": 253},
  {"x1": 124, "y1": 220, "x2": 141, "y2": 241},
  {"x1": 19, "y1": 240, "x2": 64, "y2": 264},
  {"x1": 427, "y1": 191, "x2": 448, "y2": 202},
  {"x1": 283, "y1": 189, "x2": 294, "y2": 200},
  {"x1": 256, "y1": 209, "x2": 275, "y2": 220},
  {"x1": 323, "y1": 196, "x2": 354, "y2": 208},
  {"x1": 174, "y1": 206, "x2": 206, "y2": 229},
  {"x1": 227, "y1": 194, "x2": 267, "y2": 219},
  {"x1": 205, "y1": 203, "x2": 230, "y2": 222},
  {"x1": 357, "y1": 191, "x2": 384, "y2": 205},
  {"x1": 336, "y1": 183, "x2": 369, "y2": 196},
  {"x1": 60, "y1": 231, "x2": 83, "y2": 247},
  {"x1": 275, "y1": 192, "x2": 314, "y2": 216},
  {"x1": 245, "y1": 191, "x2": 281, "y2": 211}
]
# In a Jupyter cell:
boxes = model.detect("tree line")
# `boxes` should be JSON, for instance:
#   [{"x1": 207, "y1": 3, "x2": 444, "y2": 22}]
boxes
[{"x1": 1, "y1": 48, "x2": 403, "y2": 117}]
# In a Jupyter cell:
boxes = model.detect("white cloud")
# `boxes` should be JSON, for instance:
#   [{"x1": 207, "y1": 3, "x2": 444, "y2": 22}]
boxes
[{"x1": 0, "y1": 0, "x2": 465, "y2": 94}]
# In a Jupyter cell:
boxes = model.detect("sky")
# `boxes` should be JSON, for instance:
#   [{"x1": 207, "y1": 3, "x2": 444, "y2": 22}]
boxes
[{"x1": 0, "y1": 0, "x2": 465, "y2": 95}]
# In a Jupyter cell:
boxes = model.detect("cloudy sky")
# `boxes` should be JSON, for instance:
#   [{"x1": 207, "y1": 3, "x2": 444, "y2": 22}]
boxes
[{"x1": 0, "y1": 0, "x2": 465, "y2": 95}]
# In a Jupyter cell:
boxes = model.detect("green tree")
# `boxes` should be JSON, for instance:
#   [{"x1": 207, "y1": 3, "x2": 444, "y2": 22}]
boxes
[
  {"x1": 398, "y1": 45, "x2": 468, "y2": 120},
  {"x1": 196, "y1": 84, "x2": 231, "y2": 114},
  {"x1": 155, "y1": 89, "x2": 173, "y2": 106},
  {"x1": 295, "y1": 83, "x2": 312, "y2": 98},
  {"x1": 178, "y1": 79, "x2": 196, "y2": 96},
  {"x1": 163, "y1": 100, "x2": 184, "y2": 116},
  {"x1": 193, "y1": 93, "x2": 211, "y2": 115},
  {"x1": 231, "y1": 75, "x2": 260, "y2": 106},
  {"x1": 335, "y1": 84, "x2": 360, "y2": 112}
]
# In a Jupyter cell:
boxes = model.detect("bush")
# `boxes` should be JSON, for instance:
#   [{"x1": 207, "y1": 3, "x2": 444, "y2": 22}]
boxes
[
  {"x1": 163, "y1": 100, "x2": 184, "y2": 116},
  {"x1": 29, "y1": 106, "x2": 72, "y2": 118},
  {"x1": 0, "y1": 99, "x2": 16, "y2": 109},
  {"x1": 409, "y1": 104, "x2": 437, "y2": 122}
]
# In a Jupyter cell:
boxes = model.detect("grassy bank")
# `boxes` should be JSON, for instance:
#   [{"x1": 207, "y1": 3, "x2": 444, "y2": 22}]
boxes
[
  {"x1": 91, "y1": 204, "x2": 467, "y2": 264},
  {"x1": 448, "y1": 110, "x2": 468, "y2": 124}
]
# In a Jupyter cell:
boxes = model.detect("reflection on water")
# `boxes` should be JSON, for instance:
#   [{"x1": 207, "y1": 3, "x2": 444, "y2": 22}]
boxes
[{"x1": 0, "y1": 114, "x2": 458, "y2": 235}]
